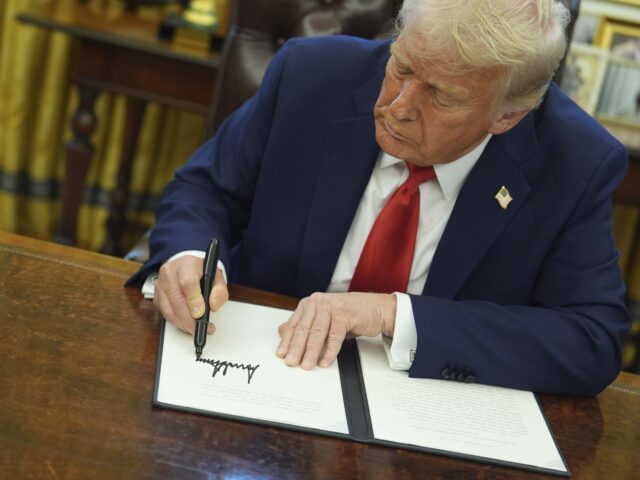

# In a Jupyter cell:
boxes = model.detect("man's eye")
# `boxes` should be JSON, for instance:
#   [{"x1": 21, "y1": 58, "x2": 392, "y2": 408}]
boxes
[
  {"x1": 435, "y1": 96, "x2": 456, "y2": 107},
  {"x1": 429, "y1": 86, "x2": 457, "y2": 107},
  {"x1": 394, "y1": 60, "x2": 413, "y2": 76}
]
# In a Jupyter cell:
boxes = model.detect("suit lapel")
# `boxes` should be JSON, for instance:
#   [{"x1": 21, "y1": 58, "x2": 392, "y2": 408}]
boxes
[
  {"x1": 296, "y1": 115, "x2": 379, "y2": 297},
  {"x1": 295, "y1": 60, "x2": 386, "y2": 297},
  {"x1": 423, "y1": 116, "x2": 540, "y2": 299}
]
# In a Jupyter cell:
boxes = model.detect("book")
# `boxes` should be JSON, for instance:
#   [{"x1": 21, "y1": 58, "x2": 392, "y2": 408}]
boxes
[{"x1": 154, "y1": 301, "x2": 570, "y2": 477}]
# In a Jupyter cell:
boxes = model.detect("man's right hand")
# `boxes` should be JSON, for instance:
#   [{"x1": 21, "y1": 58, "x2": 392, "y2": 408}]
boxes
[{"x1": 153, "y1": 255, "x2": 229, "y2": 335}]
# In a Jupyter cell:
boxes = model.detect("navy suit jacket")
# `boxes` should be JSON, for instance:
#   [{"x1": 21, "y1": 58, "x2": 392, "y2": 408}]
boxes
[{"x1": 128, "y1": 36, "x2": 630, "y2": 396}]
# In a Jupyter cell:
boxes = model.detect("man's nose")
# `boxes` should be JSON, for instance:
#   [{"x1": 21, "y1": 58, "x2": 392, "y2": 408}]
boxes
[{"x1": 389, "y1": 80, "x2": 420, "y2": 121}]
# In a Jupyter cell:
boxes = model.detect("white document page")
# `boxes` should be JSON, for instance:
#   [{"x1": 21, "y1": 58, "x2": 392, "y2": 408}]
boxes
[
  {"x1": 157, "y1": 301, "x2": 349, "y2": 434},
  {"x1": 356, "y1": 336, "x2": 567, "y2": 473}
]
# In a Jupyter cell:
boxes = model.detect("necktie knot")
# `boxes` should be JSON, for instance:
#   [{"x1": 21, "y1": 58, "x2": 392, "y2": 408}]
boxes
[{"x1": 404, "y1": 162, "x2": 436, "y2": 192}]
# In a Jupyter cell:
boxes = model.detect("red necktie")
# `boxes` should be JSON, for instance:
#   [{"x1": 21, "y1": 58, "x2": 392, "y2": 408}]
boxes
[{"x1": 349, "y1": 162, "x2": 436, "y2": 294}]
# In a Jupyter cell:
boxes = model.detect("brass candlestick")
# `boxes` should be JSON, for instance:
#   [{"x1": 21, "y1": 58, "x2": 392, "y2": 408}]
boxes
[
  {"x1": 158, "y1": 0, "x2": 230, "y2": 51},
  {"x1": 183, "y1": 0, "x2": 218, "y2": 31}
]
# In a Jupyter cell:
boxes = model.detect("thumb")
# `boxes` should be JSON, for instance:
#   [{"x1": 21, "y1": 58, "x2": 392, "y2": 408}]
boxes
[
  {"x1": 209, "y1": 268, "x2": 229, "y2": 313},
  {"x1": 186, "y1": 289, "x2": 206, "y2": 319}
]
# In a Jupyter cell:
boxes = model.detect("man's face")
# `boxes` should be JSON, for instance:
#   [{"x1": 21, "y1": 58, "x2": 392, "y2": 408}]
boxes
[{"x1": 374, "y1": 35, "x2": 523, "y2": 166}]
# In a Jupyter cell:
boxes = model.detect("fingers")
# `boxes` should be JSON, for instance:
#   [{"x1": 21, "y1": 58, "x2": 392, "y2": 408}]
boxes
[
  {"x1": 184, "y1": 286, "x2": 205, "y2": 319},
  {"x1": 154, "y1": 256, "x2": 204, "y2": 335},
  {"x1": 285, "y1": 299, "x2": 318, "y2": 368},
  {"x1": 203, "y1": 268, "x2": 227, "y2": 336},
  {"x1": 153, "y1": 288, "x2": 179, "y2": 329},
  {"x1": 300, "y1": 308, "x2": 331, "y2": 369},
  {"x1": 276, "y1": 293, "x2": 346, "y2": 370},
  {"x1": 208, "y1": 268, "x2": 229, "y2": 313},
  {"x1": 275, "y1": 292, "x2": 391, "y2": 370},
  {"x1": 154, "y1": 276, "x2": 195, "y2": 335},
  {"x1": 318, "y1": 323, "x2": 347, "y2": 368},
  {"x1": 276, "y1": 300, "x2": 305, "y2": 359},
  {"x1": 155, "y1": 258, "x2": 230, "y2": 338}
]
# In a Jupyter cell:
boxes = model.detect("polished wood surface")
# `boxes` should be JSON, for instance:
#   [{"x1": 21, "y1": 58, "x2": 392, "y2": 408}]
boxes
[
  {"x1": 17, "y1": 2, "x2": 219, "y2": 255},
  {"x1": 1, "y1": 231, "x2": 639, "y2": 479}
]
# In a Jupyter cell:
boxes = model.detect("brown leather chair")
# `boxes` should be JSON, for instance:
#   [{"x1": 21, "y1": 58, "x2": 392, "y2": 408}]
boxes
[
  {"x1": 554, "y1": 0, "x2": 581, "y2": 85},
  {"x1": 204, "y1": 0, "x2": 402, "y2": 138},
  {"x1": 125, "y1": 0, "x2": 580, "y2": 262}
]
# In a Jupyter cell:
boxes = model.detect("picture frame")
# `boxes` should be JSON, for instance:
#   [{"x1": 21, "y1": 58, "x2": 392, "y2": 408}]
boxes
[
  {"x1": 596, "y1": 57, "x2": 640, "y2": 127},
  {"x1": 592, "y1": 19, "x2": 640, "y2": 149},
  {"x1": 572, "y1": 12, "x2": 600, "y2": 44},
  {"x1": 608, "y1": 1, "x2": 640, "y2": 8},
  {"x1": 560, "y1": 43, "x2": 609, "y2": 115},
  {"x1": 593, "y1": 19, "x2": 640, "y2": 60}
]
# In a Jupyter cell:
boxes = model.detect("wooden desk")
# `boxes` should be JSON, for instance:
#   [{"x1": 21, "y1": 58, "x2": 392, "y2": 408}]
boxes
[
  {"x1": 0, "y1": 231, "x2": 639, "y2": 479},
  {"x1": 17, "y1": 2, "x2": 219, "y2": 256}
]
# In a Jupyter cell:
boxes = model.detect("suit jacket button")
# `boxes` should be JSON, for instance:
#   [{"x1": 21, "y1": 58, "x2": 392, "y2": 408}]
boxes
[
  {"x1": 464, "y1": 375, "x2": 477, "y2": 383},
  {"x1": 441, "y1": 368, "x2": 451, "y2": 379}
]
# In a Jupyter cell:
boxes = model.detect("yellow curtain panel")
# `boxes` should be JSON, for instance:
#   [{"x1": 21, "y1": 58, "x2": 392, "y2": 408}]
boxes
[
  {"x1": 0, "y1": 0, "x2": 205, "y2": 252},
  {"x1": 0, "y1": 1, "x2": 639, "y2": 371}
]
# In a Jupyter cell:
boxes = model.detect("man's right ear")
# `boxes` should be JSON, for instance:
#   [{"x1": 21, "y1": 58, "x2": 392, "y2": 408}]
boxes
[{"x1": 488, "y1": 109, "x2": 530, "y2": 135}]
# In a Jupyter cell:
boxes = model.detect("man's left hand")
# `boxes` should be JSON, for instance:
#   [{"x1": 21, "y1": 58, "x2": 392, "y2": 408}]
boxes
[{"x1": 276, "y1": 292, "x2": 397, "y2": 369}]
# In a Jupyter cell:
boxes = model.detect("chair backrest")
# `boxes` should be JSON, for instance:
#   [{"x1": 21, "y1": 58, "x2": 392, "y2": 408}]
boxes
[
  {"x1": 554, "y1": 0, "x2": 581, "y2": 85},
  {"x1": 205, "y1": 0, "x2": 580, "y2": 138},
  {"x1": 204, "y1": 0, "x2": 402, "y2": 138}
]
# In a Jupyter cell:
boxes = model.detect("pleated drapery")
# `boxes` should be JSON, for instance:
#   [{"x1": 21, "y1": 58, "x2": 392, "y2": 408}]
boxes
[{"x1": 0, "y1": 0, "x2": 205, "y2": 252}]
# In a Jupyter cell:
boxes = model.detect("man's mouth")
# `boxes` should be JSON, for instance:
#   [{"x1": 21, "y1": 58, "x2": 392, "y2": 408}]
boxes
[{"x1": 382, "y1": 118, "x2": 409, "y2": 142}]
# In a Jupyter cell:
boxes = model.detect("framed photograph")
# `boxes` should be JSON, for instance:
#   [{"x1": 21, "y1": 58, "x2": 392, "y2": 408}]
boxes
[
  {"x1": 594, "y1": 19, "x2": 640, "y2": 61},
  {"x1": 560, "y1": 43, "x2": 609, "y2": 115},
  {"x1": 593, "y1": 19, "x2": 640, "y2": 149},
  {"x1": 572, "y1": 12, "x2": 600, "y2": 44},
  {"x1": 608, "y1": 1, "x2": 640, "y2": 7},
  {"x1": 596, "y1": 57, "x2": 640, "y2": 124}
]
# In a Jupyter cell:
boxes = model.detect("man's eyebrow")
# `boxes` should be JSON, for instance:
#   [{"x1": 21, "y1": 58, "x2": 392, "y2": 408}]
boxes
[
  {"x1": 429, "y1": 81, "x2": 467, "y2": 100},
  {"x1": 390, "y1": 43, "x2": 411, "y2": 69}
]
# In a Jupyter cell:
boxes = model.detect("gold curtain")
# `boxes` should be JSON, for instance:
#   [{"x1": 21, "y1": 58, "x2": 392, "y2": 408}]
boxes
[{"x1": 0, "y1": 0, "x2": 205, "y2": 252}]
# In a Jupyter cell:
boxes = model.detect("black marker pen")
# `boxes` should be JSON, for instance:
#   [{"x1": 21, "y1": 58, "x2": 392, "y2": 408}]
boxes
[{"x1": 194, "y1": 238, "x2": 220, "y2": 359}]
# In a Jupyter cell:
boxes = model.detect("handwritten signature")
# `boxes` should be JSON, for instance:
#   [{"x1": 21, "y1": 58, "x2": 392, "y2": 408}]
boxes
[{"x1": 196, "y1": 357, "x2": 260, "y2": 384}]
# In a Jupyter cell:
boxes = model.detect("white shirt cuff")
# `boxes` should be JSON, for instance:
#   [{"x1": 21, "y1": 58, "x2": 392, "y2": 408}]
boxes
[
  {"x1": 167, "y1": 250, "x2": 228, "y2": 284},
  {"x1": 382, "y1": 293, "x2": 417, "y2": 370},
  {"x1": 141, "y1": 250, "x2": 227, "y2": 299}
]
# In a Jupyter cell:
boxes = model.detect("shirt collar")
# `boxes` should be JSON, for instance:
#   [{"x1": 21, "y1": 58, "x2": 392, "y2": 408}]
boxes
[{"x1": 379, "y1": 134, "x2": 492, "y2": 203}]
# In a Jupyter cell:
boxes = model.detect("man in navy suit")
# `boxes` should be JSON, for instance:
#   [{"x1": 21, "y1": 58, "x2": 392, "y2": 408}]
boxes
[{"x1": 128, "y1": 0, "x2": 630, "y2": 395}]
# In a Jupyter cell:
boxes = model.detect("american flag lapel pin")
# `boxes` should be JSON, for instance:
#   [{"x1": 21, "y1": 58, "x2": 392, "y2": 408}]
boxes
[{"x1": 495, "y1": 186, "x2": 513, "y2": 210}]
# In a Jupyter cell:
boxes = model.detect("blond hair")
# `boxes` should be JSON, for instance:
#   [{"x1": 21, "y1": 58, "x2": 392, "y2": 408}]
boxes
[{"x1": 398, "y1": 0, "x2": 570, "y2": 111}]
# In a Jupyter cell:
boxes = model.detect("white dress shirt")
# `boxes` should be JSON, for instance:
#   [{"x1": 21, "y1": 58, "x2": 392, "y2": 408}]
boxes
[
  {"x1": 149, "y1": 135, "x2": 491, "y2": 369},
  {"x1": 328, "y1": 135, "x2": 491, "y2": 369}
]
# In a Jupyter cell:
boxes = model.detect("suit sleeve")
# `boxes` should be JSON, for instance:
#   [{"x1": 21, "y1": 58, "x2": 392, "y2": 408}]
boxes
[
  {"x1": 409, "y1": 145, "x2": 631, "y2": 396},
  {"x1": 126, "y1": 41, "x2": 295, "y2": 287}
]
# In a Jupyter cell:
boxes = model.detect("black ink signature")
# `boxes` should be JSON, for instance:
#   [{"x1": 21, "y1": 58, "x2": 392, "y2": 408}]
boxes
[{"x1": 196, "y1": 357, "x2": 260, "y2": 384}]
